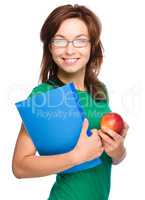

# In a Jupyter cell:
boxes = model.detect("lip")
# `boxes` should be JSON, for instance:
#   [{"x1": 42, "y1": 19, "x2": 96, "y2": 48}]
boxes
[
  {"x1": 62, "y1": 58, "x2": 80, "y2": 59},
  {"x1": 62, "y1": 58, "x2": 80, "y2": 65}
]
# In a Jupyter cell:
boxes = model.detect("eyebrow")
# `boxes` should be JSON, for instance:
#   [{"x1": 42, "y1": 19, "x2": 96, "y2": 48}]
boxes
[{"x1": 54, "y1": 34, "x2": 88, "y2": 38}]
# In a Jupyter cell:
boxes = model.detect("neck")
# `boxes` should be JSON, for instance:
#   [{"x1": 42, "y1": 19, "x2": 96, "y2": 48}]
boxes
[{"x1": 57, "y1": 69, "x2": 87, "y2": 91}]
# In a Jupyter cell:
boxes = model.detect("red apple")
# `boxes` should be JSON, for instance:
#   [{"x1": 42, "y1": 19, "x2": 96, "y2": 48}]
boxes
[{"x1": 100, "y1": 112, "x2": 124, "y2": 135}]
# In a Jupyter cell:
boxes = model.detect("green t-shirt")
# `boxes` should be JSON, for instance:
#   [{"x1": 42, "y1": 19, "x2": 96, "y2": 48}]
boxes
[{"x1": 29, "y1": 83, "x2": 112, "y2": 200}]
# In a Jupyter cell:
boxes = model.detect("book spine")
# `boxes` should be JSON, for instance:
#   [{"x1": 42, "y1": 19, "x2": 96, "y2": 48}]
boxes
[
  {"x1": 69, "y1": 83, "x2": 92, "y2": 137},
  {"x1": 69, "y1": 83, "x2": 86, "y2": 121}
]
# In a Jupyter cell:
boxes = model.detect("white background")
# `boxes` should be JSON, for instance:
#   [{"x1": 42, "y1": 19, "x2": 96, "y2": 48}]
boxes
[{"x1": 0, "y1": 0, "x2": 145, "y2": 199}]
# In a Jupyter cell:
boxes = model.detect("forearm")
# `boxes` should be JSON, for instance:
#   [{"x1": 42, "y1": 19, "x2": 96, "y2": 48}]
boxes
[{"x1": 13, "y1": 150, "x2": 78, "y2": 178}]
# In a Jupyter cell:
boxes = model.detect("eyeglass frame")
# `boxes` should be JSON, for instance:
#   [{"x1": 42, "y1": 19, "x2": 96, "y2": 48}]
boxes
[{"x1": 50, "y1": 38, "x2": 90, "y2": 48}]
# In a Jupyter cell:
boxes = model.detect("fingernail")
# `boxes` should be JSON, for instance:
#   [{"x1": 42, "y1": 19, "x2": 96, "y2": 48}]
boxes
[
  {"x1": 103, "y1": 126, "x2": 108, "y2": 131},
  {"x1": 84, "y1": 118, "x2": 88, "y2": 123}
]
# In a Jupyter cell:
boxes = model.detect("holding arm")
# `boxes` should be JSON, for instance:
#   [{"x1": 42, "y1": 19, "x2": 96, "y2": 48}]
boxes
[
  {"x1": 12, "y1": 119, "x2": 103, "y2": 178},
  {"x1": 12, "y1": 123, "x2": 76, "y2": 178}
]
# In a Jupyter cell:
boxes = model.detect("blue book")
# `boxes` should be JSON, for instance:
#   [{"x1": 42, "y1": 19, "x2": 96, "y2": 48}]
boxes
[{"x1": 15, "y1": 82, "x2": 102, "y2": 174}]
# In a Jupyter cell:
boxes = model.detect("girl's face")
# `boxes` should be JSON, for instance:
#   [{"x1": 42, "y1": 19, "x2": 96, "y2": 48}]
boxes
[{"x1": 49, "y1": 18, "x2": 91, "y2": 74}]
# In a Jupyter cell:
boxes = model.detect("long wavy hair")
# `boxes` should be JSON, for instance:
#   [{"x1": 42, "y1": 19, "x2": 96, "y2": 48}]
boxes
[{"x1": 39, "y1": 4, "x2": 108, "y2": 102}]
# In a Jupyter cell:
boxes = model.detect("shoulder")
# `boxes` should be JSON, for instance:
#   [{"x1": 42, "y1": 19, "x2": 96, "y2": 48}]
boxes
[
  {"x1": 101, "y1": 82, "x2": 109, "y2": 99},
  {"x1": 99, "y1": 82, "x2": 112, "y2": 111},
  {"x1": 28, "y1": 83, "x2": 53, "y2": 98},
  {"x1": 96, "y1": 80, "x2": 109, "y2": 103},
  {"x1": 98, "y1": 81, "x2": 108, "y2": 92}
]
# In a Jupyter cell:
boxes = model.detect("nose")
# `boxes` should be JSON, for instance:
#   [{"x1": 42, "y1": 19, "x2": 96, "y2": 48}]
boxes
[{"x1": 65, "y1": 42, "x2": 76, "y2": 55}]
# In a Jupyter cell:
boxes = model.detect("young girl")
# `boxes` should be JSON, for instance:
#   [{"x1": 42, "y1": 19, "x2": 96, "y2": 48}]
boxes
[{"x1": 12, "y1": 4, "x2": 129, "y2": 200}]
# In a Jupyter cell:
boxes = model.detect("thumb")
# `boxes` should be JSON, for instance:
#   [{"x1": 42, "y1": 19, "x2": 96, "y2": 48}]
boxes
[
  {"x1": 80, "y1": 118, "x2": 89, "y2": 138},
  {"x1": 91, "y1": 129, "x2": 100, "y2": 139}
]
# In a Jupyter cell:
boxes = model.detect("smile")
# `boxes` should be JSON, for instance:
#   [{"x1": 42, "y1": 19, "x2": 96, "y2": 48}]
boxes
[{"x1": 62, "y1": 58, "x2": 80, "y2": 65}]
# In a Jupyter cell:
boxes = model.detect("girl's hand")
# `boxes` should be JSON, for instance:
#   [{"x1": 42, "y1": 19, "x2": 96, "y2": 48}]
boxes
[
  {"x1": 73, "y1": 119, "x2": 104, "y2": 164},
  {"x1": 98, "y1": 121, "x2": 129, "y2": 163}
]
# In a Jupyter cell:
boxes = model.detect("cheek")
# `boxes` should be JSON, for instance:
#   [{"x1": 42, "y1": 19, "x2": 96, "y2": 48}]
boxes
[
  {"x1": 81, "y1": 48, "x2": 91, "y2": 61},
  {"x1": 51, "y1": 48, "x2": 64, "y2": 58}
]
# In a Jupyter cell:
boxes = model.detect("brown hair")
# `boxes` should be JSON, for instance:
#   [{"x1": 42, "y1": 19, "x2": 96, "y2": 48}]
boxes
[{"x1": 39, "y1": 4, "x2": 109, "y2": 102}]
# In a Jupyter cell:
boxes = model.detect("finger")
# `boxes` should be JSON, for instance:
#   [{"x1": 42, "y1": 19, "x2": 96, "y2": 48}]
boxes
[
  {"x1": 91, "y1": 129, "x2": 100, "y2": 139},
  {"x1": 102, "y1": 141, "x2": 112, "y2": 151},
  {"x1": 101, "y1": 126, "x2": 121, "y2": 141},
  {"x1": 98, "y1": 130, "x2": 116, "y2": 145},
  {"x1": 91, "y1": 129, "x2": 98, "y2": 135},
  {"x1": 121, "y1": 121, "x2": 129, "y2": 137},
  {"x1": 123, "y1": 121, "x2": 129, "y2": 130},
  {"x1": 81, "y1": 118, "x2": 89, "y2": 138},
  {"x1": 90, "y1": 129, "x2": 103, "y2": 144}
]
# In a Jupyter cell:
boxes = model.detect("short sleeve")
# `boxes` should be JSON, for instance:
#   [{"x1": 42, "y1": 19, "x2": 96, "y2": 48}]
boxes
[
  {"x1": 28, "y1": 83, "x2": 53, "y2": 98},
  {"x1": 101, "y1": 83, "x2": 112, "y2": 112},
  {"x1": 99, "y1": 82, "x2": 109, "y2": 104}
]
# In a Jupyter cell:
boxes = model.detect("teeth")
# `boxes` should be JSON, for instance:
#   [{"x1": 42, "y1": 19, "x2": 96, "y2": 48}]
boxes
[{"x1": 63, "y1": 58, "x2": 78, "y2": 64}]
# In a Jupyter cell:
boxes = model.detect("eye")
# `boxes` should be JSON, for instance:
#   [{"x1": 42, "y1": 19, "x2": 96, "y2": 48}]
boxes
[
  {"x1": 51, "y1": 39, "x2": 67, "y2": 47},
  {"x1": 74, "y1": 39, "x2": 90, "y2": 47}
]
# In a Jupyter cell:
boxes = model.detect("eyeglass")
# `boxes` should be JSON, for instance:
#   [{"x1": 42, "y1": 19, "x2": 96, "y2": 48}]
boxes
[{"x1": 51, "y1": 38, "x2": 90, "y2": 48}]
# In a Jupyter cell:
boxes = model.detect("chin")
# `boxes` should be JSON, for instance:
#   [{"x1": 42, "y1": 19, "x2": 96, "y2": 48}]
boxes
[{"x1": 61, "y1": 66, "x2": 85, "y2": 74}]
